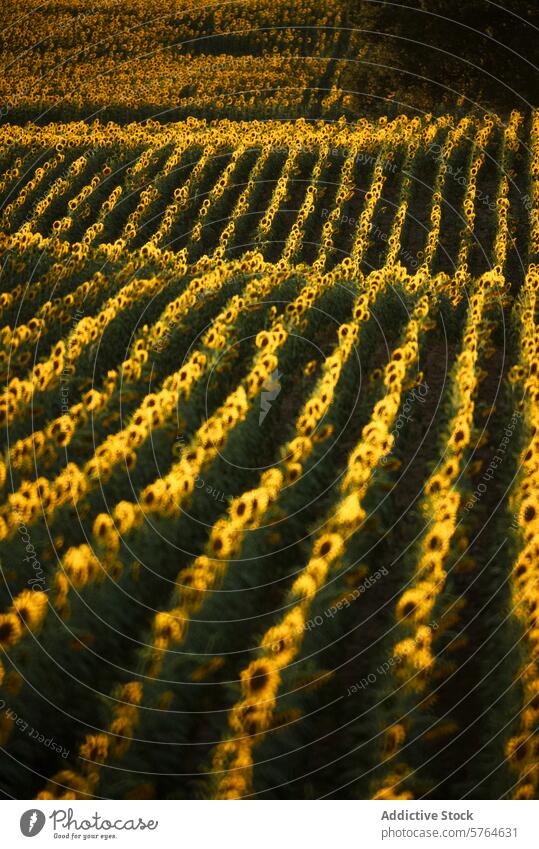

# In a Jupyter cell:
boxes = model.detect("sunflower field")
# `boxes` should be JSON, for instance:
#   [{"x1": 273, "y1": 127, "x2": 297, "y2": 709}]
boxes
[{"x1": 0, "y1": 1, "x2": 538, "y2": 803}]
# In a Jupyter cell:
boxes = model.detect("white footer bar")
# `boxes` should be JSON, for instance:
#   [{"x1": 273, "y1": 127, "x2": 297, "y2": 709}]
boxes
[{"x1": 2, "y1": 800, "x2": 538, "y2": 848}]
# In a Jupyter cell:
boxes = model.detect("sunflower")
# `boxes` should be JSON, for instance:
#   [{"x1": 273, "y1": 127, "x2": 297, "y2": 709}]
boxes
[
  {"x1": 63, "y1": 545, "x2": 100, "y2": 589},
  {"x1": 255, "y1": 330, "x2": 272, "y2": 349},
  {"x1": 120, "y1": 681, "x2": 143, "y2": 706},
  {"x1": 448, "y1": 421, "x2": 470, "y2": 452},
  {"x1": 285, "y1": 436, "x2": 310, "y2": 464},
  {"x1": 215, "y1": 774, "x2": 249, "y2": 800},
  {"x1": 92, "y1": 512, "x2": 117, "y2": 542},
  {"x1": 425, "y1": 474, "x2": 445, "y2": 497},
  {"x1": 260, "y1": 467, "x2": 284, "y2": 495},
  {"x1": 440, "y1": 458, "x2": 459, "y2": 482},
  {"x1": 248, "y1": 489, "x2": 270, "y2": 521},
  {"x1": 313, "y1": 533, "x2": 344, "y2": 564},
  {"x1": 182, "y1": 446, "x2": 204, "y2": 470},
  {"x1": 262, "y1": 614, "x2": 303, "y2": 668},
  {"x1": 522, "y1": 682, "x2": 539, "y2": 726},
  {"x1": 349, "y1": 441, "x2": 378, "y2": 470},
  {"x1": 338, "y1": 323, "x2": 356, "y2": 342},
  {"x1": 413, "y1": 645, "x2": 434, "y2": 675},
  {"x1": 230, "y1": 495, "x2": 253, "y2": 525},
  {"x1": 520, "y1": 496, "x2": 539, "y2": 527},
  {"x1": 241, "y1": 658, "x2": 279, "y2": 699},
  {"x1": 108, "y1": 716, "x2": 134, "y2": 758},
  {"x1": 16, "y1": 350, "x2": 32, "y2": 368},
  {"x1": 362, "y1": 420, "x2": 389, "y2": 446},
  {"x1": 11, "y1": 590, "x2": 48, "y2": 630},
  {"x1": 424, "y1": 527, "x2": 451, "y2": 557}
]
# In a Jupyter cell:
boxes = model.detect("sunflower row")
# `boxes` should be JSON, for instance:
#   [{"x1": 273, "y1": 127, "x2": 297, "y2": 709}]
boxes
[
  {"x1": 371, "y1": 269, "x2": 500, "y2": 800},
  {"x1": 209, "y1": 289, "x2": 433, "y2": 799},
  {"x1": 370, "y1": 127, "x2": 519, "y2": 798},
  {"x1": 454, "y1": 117, "x2": 496, "y2": 286},
  {"x1": 0, "y1": 269, "x2": 185, "y2": 430},
  {"x1": 384, "y1": 139, "x2": 420, "y2": 269},
  {"x1": 502, "y1": 112, "x2": 539, "y2": 798},
  {"x1": 492, "y1": 112, "x2": 524, "y2": 270},
  {"x1": 2, "y1": 258, "x2": 252, "y2": 515},
  {"x1": 313, "y1": 147, "x2": 359, "y2": 272},
  {"x1": 421, "y1": 117, "x2": 478, "y2": 274}
]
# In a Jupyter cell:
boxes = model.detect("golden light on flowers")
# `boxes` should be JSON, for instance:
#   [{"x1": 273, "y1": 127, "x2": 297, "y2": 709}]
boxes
[
  {"x1": 10, "y1": 591, "x2": 48, "y2": 631},
  {"x1": 36, "y1": 769, "x2": 93, "y2": 800},
  {"x1": 0, "y1": 22, "x2": 533, "y2": 805},
  {"x1": 0, "y1": 612, "x2": 23, "y2": 648}
]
